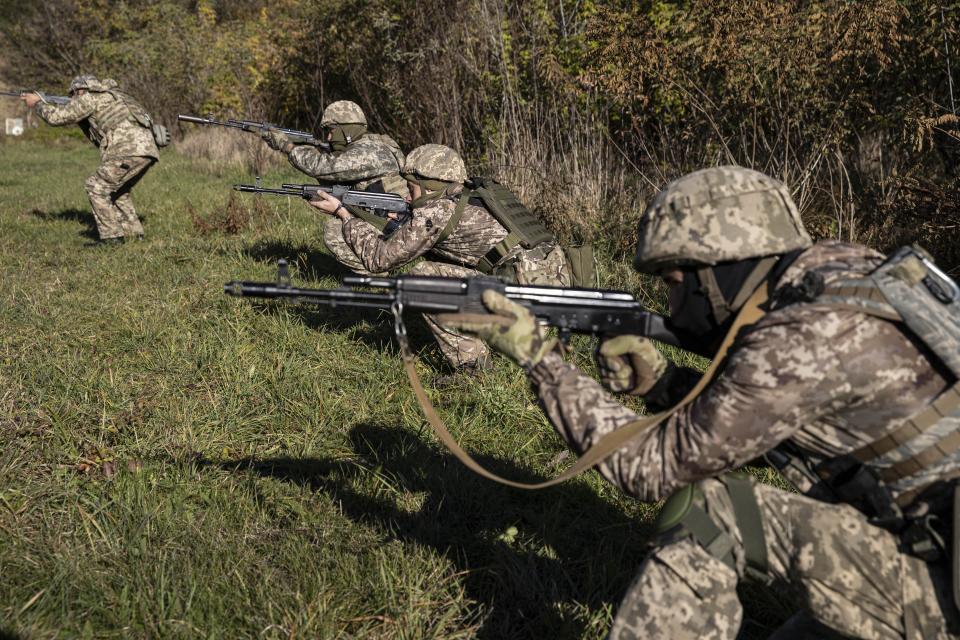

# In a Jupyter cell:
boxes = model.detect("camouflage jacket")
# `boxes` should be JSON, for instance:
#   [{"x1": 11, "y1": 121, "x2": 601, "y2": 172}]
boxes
[
  {"x1": 35, "y1": 92, "x2": 159, "y2": 160},
  {"x1": 340, "y1": 185, "x2": 509, "y2": 273},
  {"x1": 528, "y1": 241, "x2": 952, "y2": 503},
  {"x1": 288, "y1": 133, "x2": 405, "y2": 190}
]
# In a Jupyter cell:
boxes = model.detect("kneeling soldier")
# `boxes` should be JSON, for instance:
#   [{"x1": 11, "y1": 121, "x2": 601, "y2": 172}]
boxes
[
  {"x1": 261, "y1": 100, "x2": 408, "y2": 260},
  {"x1": 309, "y1": 143, "x2": 572, "y2": 382},
  {"x1": 446, "y1": 166, "x2": 960, "y2": 638}
]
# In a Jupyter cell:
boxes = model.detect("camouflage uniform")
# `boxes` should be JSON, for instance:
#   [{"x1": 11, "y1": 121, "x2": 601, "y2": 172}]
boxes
[
  {"x1": 34, "y1": 76, "x2": 158, "y2": 240},
  {"x1": 339, "y1": 144, "x2": 570, "y2": 367},
  {"x1": 470, "y1": 166, "x2": 959, "y2": 638},
  {"x1": 273, "y1": 100, "x2": 407, "y2": 268}
]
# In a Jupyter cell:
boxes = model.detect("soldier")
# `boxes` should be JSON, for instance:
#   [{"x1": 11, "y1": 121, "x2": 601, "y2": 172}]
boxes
[
  {"x1": 260, "y1": 100, "x2": 408, "y2": 265},
  {"x1": 446, "y1": 166, "x2": 960, "y2": 638},
  {"x1": 308, "y1": 143, "x2": 571, "y2": 381},
  {"x1": 22, "y1": 75, "x2": 160, "y2": 245}
]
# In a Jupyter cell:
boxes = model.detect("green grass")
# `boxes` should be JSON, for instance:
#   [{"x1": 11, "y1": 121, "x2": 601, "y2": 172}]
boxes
[{"x1": 0, "y1": 135, "x2": 785, "y2": 639}]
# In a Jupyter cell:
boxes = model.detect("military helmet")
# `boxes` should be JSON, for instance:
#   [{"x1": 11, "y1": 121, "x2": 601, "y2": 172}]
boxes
[
  {"x1": 69, "y1": 75, "x2": 99, "y2": 93},
  {"x1": 320, "y1": 100, "x2": 367, "y2": 126},
  {"x1": 403, "y1": 144, "x2": 468, "y2": 183},
  {"x1": 633, "y1": 166, "x2": 812, "y2": 273}
]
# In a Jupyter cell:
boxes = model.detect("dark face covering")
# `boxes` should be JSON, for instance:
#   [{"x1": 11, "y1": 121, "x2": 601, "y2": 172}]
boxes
[{"x1": 667, "y1": 257, "x2": 764, "y2": 357}]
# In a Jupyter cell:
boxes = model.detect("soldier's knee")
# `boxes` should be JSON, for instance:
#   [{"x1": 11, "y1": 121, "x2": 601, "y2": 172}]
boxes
[{"x1": 84, "y1": 175, "x2": 111, "y2": 197}]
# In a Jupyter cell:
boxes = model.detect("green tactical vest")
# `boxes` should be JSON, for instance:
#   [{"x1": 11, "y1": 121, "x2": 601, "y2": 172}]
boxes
[{"x1": 437, "y1": 177, "x2": 556, "y2": 275}]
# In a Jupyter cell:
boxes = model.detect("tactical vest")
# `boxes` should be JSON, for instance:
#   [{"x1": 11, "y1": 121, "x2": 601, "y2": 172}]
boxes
[
  {"x1": 437, "y1": 177, "x2": 555, "y2": 274},
  {"x1": 88, "y1": 89, "x2": 150, "y2": 133},
  {"x1": 769, "y1": 246, "x2": 960, "y2": 535}
]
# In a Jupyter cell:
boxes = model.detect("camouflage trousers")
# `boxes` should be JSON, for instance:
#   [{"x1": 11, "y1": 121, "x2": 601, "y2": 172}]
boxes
[
  {"x1": 323, "y1": 217, "x2": 383, "y2": 275},
  {"x1": 83, "y1": 156, "x2": 155, "y2": 240},
  {"x1": 410, "y1": 244, "x2": 570, "y2": 368},
  {"x1": 610, "y1": 478, "x2": 959, "y2": 640}
]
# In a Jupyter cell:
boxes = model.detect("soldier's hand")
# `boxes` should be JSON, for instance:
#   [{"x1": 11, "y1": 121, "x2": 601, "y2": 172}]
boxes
[
  {"x1": 261, "y1": 128, "x2": 291, "y2": 152},
  {"x1": 441, "y1": 290, "x2": 556, "y2": 368},
  {"x1": 21, "y1": 92, "x2": 41, "y2": 108},
  {"x1": 306, "y1": 191, "x2": 349, "y2": 218},
  {"x1": 596, "y1": 335, "x2": 667, "y2": 395}
]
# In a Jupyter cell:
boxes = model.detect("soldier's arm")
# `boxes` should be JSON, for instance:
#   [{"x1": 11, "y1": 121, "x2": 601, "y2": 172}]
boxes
[
  {"x1": 35, "y1": 92, "x2": 97, "y2": 126},
  {"x1": 528, "y1": 312, "x2": 844, "y2": 502},
  {"x1": 288, "y1": 143, "x2": 388, "y2": 183},
  {"x1": 339, "y1": 201, "x2": 448, "y2": 273}
]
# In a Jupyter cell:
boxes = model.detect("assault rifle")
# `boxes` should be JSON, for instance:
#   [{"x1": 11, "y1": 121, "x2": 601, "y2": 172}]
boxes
[
  {"x1": 1, "y1": 89, "x2": 70, "y2": 105},
  {"x1": 177, "y1": 114, "x2": 331, "y2": 151},
  {"x1": 233, "y1": 183, "x2": 412, "y2": 235},
  {"x1": 224, "y1": 264, "x2": 682, "y2": 346}
]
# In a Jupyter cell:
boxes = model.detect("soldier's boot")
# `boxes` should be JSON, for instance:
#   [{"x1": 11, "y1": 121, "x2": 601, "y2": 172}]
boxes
[
  {"x1": 84, "y1": 174, "x2": 126, "y2": 241},
  {"x1": 322, "y1": 217, "x2": 383, "y2": 275},
  {"x1": 86, "y1": 237, "x2": 125, "y2": 249},
  {"x1": 115, "y1": 192, "x2": 145, "y2": 238}
]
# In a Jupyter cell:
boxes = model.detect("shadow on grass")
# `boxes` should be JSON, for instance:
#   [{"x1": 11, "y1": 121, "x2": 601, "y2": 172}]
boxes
[
  {"x1": 214, "y1": 422, "x2": 651, "y2": 639},
  {"x1": 243, "y1": 238, "x2": 356, "y2": 281},
  {"x1": 28, "y1": 207, "x2": 99, "y2": 240},
  {"x1": 0, "y1": 629, "x2": 26, "y2": 640}
]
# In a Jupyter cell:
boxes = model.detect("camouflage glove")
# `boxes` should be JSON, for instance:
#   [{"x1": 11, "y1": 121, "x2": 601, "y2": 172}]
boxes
[
  {"x1": 443, "y1": 290, "x2": 556, "y2": 368},
  {"x1": 596, "y1": 335, "x2": 667, "y2": 395},
  {"x1": 261, "y1": 128, "x2": 291, "y2": 152}
]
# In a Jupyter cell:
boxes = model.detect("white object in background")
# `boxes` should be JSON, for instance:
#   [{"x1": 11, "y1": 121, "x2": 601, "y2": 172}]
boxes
[{"x1": 6, "y1": 118, "x2": 24, "y2": 136}]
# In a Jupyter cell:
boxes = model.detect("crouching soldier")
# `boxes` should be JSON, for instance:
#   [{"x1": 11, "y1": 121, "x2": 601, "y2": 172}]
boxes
[
  {"x1": 446, "y1": 166, "x2": 960, "y2": 638},
  {"x1": 260, "y1": 100, "x2": 408, "y2": 260},
  {"x1": 308, "y1": 143, "x2": 575, "y2": 384},
  {"x1": 22, "y1": 75, "x2": 164, "y2": 244}
]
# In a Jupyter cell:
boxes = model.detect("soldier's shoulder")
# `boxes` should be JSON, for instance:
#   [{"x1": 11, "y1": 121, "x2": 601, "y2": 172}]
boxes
[
  {"x1": 356, "y1": 133, "x2": 401, "y2": 153},
  {"x1": 413, "y1": 197, "x2": 456, "y2": 218},
  {"x1": 779, "y1": 241, "x2": 884, "y2": 289}
]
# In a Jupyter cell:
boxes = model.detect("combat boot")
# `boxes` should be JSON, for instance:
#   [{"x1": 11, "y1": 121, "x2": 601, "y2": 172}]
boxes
[{"x1": 86, "y1": 237, "x2": 125, "y2": 248}]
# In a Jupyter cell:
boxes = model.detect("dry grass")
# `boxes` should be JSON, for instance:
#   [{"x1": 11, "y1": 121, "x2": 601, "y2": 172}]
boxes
[{"x1": 175, "y1": 127, "x2": 288, "y2": 175}]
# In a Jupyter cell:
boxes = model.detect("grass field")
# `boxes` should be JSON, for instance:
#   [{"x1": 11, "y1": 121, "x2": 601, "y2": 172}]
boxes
[{"x1": 0, "y1": 136, "x2": 784, "y2": 639}]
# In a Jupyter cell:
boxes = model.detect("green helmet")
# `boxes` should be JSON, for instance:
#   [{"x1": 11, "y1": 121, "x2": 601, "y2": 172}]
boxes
[
  {"x1": 69, "y1": 75, "x2": 99, "y2": 93},
  {"x1": 403, "y1": 144, "x2": 468, "y2": 184},
  {"x1": 633, "y1": 166, "x2": 812, "y2": 273},
  {"x1": 320, "y1": 100, "x2": 367, "y2": 126}
]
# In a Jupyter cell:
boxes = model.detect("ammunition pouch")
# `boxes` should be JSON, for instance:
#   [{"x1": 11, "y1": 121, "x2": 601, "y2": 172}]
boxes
[
  {"x1": 563, "y1": 243, "x2": 597, "y2": 287},
  {"x1": 655, "y1": 475, "x2": 771, "y2": 584},
  {"x1": 152, "y1": 123, "x2": 171, "y2": 148}
]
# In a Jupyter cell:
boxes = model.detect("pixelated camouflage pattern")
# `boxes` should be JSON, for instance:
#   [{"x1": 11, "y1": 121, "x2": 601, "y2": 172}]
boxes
[
  {"x1": 609, "y1": 477, "x2": 958, "y2": 639},
  {"x1": 321, "y1": 217, "x2": 383, "y2": 275},
  {"x1": 36, "y1": 91, "x2": 159, "y2": 160},
  {"x1": 528, "y1": 241, "x2": 952, "y2": 505},
  {"x1": 288, "y1": 133, "x2": 404, "y2": 189},
  {"x1": 403, "y1": 144, "x2": 468, "y2": 183},
  {"x1": 633, "y1": 166, "x2": 812, "y2": 273},
  {"x1": 334, "y1": 187, "x2": 568, "y2": 366},
  {"x1": 320, "y1": 100, "x2": 367, "y2": 126},
  {"x1": 69, "y1": 74, "x2": 98, "y2": 92},
  {"x1": 83, "y1": 157, "x2": 154, "y2": 239}
]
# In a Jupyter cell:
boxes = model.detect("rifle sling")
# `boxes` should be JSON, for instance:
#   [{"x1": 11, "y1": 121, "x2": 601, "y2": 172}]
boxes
[{"x1": 399, "y1": 283, "x2": 771, "y2": 489}]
